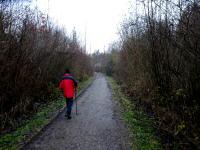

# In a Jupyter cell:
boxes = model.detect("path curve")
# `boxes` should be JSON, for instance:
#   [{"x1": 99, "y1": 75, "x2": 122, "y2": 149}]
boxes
[{"x1": 24, "y1": 73, "x2": 132, "y2": 150}]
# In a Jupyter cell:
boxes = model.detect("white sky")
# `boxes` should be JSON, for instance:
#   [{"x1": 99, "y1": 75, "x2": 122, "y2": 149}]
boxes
[{"x1": 32, "y1": 0, "x2": 130, "y2": 53}]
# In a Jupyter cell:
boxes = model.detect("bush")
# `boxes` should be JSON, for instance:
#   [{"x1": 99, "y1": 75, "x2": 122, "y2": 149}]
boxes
[{"x1": 0, "y1": 2, "x2": 92, "y2": 132}]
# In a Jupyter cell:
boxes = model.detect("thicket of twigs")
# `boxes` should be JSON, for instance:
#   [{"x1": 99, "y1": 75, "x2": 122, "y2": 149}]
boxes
[
  {"x1": 96, "y1": 0, "x2": 200, "y2": 149},
  {"x1": 0, "y1": 2, "x2": 92, "y2": 132}
]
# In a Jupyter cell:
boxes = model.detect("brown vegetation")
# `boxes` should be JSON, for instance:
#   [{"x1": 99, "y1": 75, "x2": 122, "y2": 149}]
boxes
[
  {"x1": 0, "y1": 2, "x2": 92, "y2": 133},
  {"x1": 97, "y1": 0, "x2": 200, "y2": 149}
]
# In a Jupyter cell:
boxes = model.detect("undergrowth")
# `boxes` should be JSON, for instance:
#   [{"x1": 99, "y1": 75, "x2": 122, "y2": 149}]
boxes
[
  {"x1": 107, "y1": 77, "x2": 162, "y2": 150},
  {"x1": 0, "y1": 77, "x2": 93, "y2": 150}
]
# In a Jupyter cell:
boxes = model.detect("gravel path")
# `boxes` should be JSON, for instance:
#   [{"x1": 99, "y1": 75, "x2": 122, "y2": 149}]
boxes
[{"x1": 24, "y1": 73, "x2": 132, "y2": 150}]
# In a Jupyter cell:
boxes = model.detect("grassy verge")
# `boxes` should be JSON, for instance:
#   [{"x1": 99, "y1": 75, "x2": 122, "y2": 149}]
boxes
[
  {"x1": 107, "y1": 77, "x2": 162, "y2": 150},
  {"x1": 77, "y1": 77, "x2": 94, "y2": 95},
  {"x1": 0, "y1": 76, "x2": 94, "y2": 150}
]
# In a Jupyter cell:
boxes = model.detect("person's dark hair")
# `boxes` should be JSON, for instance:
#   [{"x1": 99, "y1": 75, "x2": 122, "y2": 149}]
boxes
[{"x1": 65, "y1": 68, "x2": 70, "y2": 73}]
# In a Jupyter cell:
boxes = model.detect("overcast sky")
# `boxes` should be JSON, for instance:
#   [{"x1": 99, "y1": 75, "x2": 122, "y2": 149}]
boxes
[{"x1": 32, "y1": 0, "x2": 131, "y2": 53}]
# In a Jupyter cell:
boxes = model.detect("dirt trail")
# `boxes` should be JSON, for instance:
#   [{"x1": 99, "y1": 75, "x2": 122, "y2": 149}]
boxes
[{"x1": 24, "y1": 73, "x2": 132, "y2": 150}]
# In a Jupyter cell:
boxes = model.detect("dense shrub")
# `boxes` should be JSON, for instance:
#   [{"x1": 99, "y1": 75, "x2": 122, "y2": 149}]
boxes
[
  {"x1": 0, "y1": 3, "x2": 92, "y2": 132},
  {"x1": 101, "y1": 1, "x2": 200, "y2": 149}
]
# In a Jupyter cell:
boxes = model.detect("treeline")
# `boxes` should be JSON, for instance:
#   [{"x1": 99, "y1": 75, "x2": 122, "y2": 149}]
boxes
[
  {"x1": 96, "y1": 0, "x2": 200, "y2": 149},
  {"x1": 0, "y1": 2, "x2": 92, "y2": 132}
]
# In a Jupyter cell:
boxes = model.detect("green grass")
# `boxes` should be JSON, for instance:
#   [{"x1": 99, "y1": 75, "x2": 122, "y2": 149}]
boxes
[
  {"x1": 107, "y1": 77, "x2": 162, "y2": 150},
  {"x1": 0, "y1": 77, "x2": 94, "y2": 150},
  {"x1": 77, "y1": 77, "x2": 94, "y2": 94}
]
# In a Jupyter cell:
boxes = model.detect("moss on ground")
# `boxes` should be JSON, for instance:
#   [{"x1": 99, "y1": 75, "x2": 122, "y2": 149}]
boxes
[
  {"x1": 107, "y1": 77, "x2": 162, "y2": 150},
  {"x1": 0, "y1": 77, "x2": 94, "y2": 150}
]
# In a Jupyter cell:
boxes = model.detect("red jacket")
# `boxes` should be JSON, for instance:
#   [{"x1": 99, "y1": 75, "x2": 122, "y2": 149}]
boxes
[{"x1": 59, "y1": 74, "x2": 78, "y2": 98}]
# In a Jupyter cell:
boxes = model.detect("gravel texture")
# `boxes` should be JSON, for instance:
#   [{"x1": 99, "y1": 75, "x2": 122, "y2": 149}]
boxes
[{"x1": 23, "y1": 73, "x2": 132, "y2": 150}]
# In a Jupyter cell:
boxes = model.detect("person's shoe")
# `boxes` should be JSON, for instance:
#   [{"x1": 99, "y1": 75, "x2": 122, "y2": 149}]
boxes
[
  {"x1": 67, "y1": 116, "x2": 72, "y2": 120},
  {"x1": 64, "y1": 113, "x2": 68, "y2": 117}
]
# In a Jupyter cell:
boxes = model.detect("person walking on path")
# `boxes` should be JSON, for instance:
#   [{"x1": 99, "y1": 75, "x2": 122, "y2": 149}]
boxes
[{"x1": 59, "y1": 68, "x2": 78, "y2": 119}]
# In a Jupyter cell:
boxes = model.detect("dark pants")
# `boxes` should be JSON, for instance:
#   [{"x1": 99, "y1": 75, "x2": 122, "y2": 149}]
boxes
[{"x1": 66, "y1": 98, "x2": 73, "y2": 117}]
